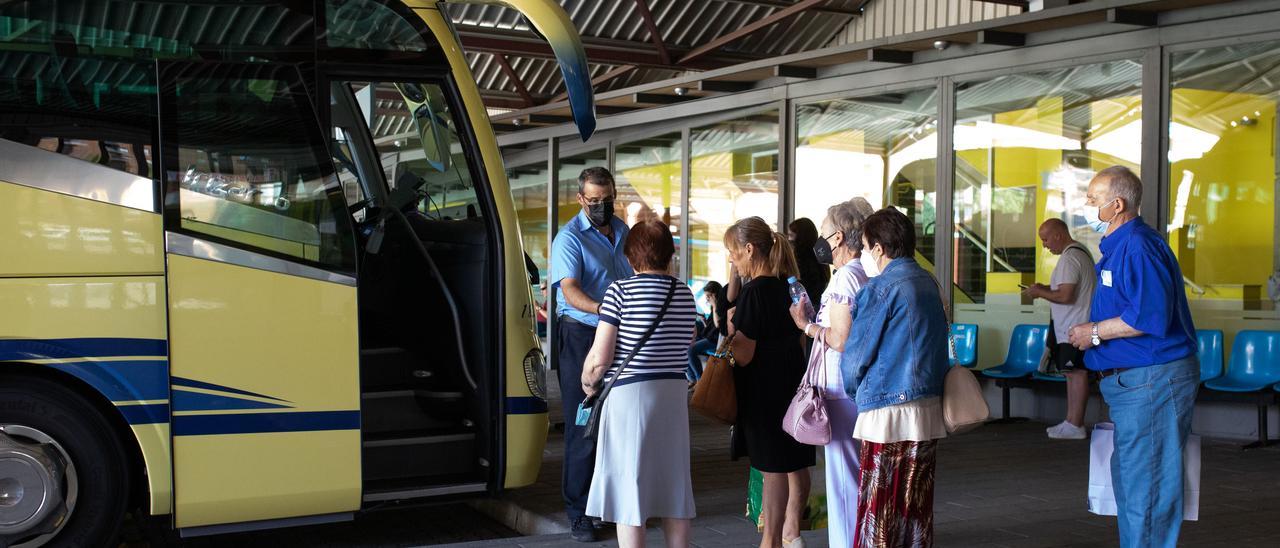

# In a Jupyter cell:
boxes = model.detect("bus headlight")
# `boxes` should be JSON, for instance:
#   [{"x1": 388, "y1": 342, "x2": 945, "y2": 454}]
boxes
[{"x1": 522, "y1": 349, "x2": 547, "y2": 400}]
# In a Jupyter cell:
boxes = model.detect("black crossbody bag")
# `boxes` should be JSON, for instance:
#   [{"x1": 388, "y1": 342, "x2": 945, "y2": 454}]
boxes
[{"x1": 581, "y1": 279, "x2": 677, "y2": 439}]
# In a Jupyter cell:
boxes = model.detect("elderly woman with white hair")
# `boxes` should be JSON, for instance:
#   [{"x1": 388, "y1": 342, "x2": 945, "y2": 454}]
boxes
[{"x1": 788, "y1": 197, "x2": 876, "y2": 548}]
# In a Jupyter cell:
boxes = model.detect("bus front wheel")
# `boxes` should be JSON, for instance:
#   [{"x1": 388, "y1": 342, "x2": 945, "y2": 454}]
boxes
[{"x1": 0, "y1": 376, "x2": 132, "y2": 548}]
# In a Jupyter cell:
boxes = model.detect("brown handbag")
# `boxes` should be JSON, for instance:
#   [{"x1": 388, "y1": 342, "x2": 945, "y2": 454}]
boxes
[{"x1": 691, "y1": 333, "x2": 737, "y2": 425}]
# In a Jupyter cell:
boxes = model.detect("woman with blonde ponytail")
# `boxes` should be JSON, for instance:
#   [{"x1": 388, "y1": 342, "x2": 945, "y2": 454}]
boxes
[{"x1": 724, "y1": 217, "x2": 814, "y2": 548}]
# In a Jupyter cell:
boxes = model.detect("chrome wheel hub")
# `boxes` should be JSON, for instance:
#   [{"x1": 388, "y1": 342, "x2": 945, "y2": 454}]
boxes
[{"x1": 0, "y1": 426, "x2": 76, "y2": 548}]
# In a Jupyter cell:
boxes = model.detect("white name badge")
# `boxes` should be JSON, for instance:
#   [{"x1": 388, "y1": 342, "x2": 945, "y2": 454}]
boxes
[{"x1": 1101, "y1": 270, "x2": 1113, "y2": 287}]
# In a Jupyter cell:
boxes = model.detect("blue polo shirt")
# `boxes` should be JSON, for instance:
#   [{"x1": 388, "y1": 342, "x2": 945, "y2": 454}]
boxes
[
  {"x1": 549, "y1": 211, "x2": 633, "y2": 327},
  {"x1": 1087, "y1": 217, "x2": 1197, "y2": 370}
]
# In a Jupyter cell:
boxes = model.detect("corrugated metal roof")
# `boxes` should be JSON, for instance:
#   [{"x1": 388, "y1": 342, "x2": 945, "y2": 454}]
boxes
[{"x1": 446, "y1": 0, "x2": 859, "y2": 103}]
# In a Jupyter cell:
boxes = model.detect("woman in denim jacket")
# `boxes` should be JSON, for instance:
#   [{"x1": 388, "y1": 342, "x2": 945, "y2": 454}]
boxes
[{"x1": 839, "y1": 207, "x2": 951, "y2": 548}]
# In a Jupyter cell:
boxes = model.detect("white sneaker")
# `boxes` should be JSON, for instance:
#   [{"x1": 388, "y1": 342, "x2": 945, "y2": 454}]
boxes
[
  {"x1": 1046, "y1": 420, "x2": 1067, "y2": 433},
  {"x1": 1048, "y1": 422, "x2": 1087, "y2": 440}
]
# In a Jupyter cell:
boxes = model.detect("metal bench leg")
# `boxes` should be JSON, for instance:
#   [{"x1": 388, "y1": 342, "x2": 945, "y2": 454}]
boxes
[
  {"x1": 1243, "y1": 402, "x2": 1278, "y2": 450},
  {"x1": 988, "y1": 380, "x2": 1028, "y2": 424}
]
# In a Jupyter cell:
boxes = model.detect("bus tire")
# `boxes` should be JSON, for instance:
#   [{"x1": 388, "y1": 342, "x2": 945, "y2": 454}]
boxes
[{"x1": 0, "y1": 376, "x2": 132, "y2": 548}]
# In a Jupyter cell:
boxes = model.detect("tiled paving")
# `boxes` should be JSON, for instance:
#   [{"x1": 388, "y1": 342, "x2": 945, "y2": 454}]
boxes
[{"x1": 450, "y1": 382, "x2": 1280, "y2": 547}]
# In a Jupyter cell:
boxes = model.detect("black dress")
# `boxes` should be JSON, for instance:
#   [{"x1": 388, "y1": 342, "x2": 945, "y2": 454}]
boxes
[{"x1": 731, "y1": 276, "x2": 815, "y2": 473}]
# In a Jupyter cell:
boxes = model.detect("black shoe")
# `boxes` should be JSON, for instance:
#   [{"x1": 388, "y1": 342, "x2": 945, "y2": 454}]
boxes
[{"x1": 570, "y1": 516, "x2": 597, "y2": 543}]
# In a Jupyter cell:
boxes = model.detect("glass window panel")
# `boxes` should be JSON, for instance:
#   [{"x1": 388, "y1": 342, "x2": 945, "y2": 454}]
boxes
[
  {"x1": 0, "y1": 53, "x2": 155, "y2": 178},
  {"x1": 615, "y1": 133, "x2": 683, "y2": 276},
  {"x1": 795, "y1": 88, "x2": 938, "y2": 268},
  {"x1": 690, "y1": 110, "x2": 779, "y2": 289},
  {"x1": 509, "y1": 163, "x2": 552, "y2": 283},
  {"x1": 324, "y1": 0, "x2": 430, "y2": 52},
  {"x1": 0, "y1": 1, "x2": 312, "y2": 62},
  {"x1": 168, "y1": 67, "x2": 356, "y2": 272},
  {"x1": 952, "y1": 59, "x2": 1142, "y2": 357},
  {"x1": 349, "y1": 82, "x2": 479, "y2": 220},
  {"x1": 1169, "y1": 41, "x2": 1280, "y2": 322}
]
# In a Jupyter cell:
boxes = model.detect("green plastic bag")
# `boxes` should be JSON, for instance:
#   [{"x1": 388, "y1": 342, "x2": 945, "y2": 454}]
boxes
[{"x1": 745, "y1": 466, "x2": 827, "y2": 532}]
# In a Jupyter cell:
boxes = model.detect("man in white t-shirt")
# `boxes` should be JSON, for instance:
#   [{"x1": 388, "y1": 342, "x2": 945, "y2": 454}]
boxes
[{"x1": 1024, "y1": 218, "x2": 1097, "y2": 439}]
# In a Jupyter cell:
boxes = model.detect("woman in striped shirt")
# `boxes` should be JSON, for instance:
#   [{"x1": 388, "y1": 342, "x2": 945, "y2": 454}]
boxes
[{"x1": 581, "y1": 219, "x2": 699, "y2": 548}]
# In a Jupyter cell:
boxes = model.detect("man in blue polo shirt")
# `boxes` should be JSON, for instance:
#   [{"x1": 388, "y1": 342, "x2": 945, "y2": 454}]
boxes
[
  {"x1": 549, "y1": 166, "x2": 633, "y2": 542},
  {"x1": 1067, "y1": 165, "x2": 1198, "y2": 548}
]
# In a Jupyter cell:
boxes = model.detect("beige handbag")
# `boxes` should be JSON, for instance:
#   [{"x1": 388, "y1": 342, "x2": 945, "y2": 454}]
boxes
[
  {"x1": 938, "y1": 283, "x2": 988, "y2": 434},
  {"x1": 942, "y1": 330, "x2": 989, "y2": 434}
]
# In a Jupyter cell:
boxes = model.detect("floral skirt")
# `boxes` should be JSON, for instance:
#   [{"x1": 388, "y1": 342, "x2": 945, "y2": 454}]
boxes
[{"x1": 853, "y1": 440, "x2": 937, "y2": 548}]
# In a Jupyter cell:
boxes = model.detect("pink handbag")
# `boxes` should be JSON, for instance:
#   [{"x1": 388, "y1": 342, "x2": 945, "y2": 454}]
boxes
[{"x1": 783, "y1": 330, "x2": 831, "y2": 445}]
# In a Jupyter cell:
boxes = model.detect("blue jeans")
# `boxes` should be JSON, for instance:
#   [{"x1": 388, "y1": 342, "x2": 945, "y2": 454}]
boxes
[
  {"x1": 1099, "y1": 355, "x2": 1198, "y2": 548},
  {"x1": 687, "y1": 338, "x2": 716, "y2": 382}
]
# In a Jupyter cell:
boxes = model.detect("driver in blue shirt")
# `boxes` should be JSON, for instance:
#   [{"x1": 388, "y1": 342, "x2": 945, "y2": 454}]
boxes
[
  {"x1": 1066, "y1": 165, "x2": 1197, "y2": 548},
  {"x1": 549, "y1": 166, "x2": 633, "y2": 542}
]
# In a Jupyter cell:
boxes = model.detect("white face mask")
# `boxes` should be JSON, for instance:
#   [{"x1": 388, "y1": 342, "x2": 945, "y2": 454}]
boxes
[
  {"x1": 1083, "y1": 198, "x2": 1116, "y2": 233},
  {"x1": 860, "y1": 248, "x2": 881, "y2": 277}
]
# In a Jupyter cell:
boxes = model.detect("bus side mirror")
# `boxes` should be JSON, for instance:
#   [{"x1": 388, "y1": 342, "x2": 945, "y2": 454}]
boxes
[{"x1": 394, "y1": 82, "x2": 452, "y2": 173}]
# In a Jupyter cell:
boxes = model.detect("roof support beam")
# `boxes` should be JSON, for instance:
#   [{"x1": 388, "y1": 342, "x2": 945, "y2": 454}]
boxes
[
  {"x1": 634, "y1": 93, "x2": 693, "y2": 105},
  {"x1": 677, "y1": 0, "x2": 831, "y2": 65},
  {"x1": 718, "y1": 0, "x2": 863, "y2": 16},
  {"x1": 867, "y1": 48, "x2": 913, "y2": 64},
  {"x1": 699, "y1": 80, "x2": 753, "y2": 93},
  {"x1": 1107, "y1": 8, "x2": 1158, "y2": 26},
  {"x1": 631, "y1": 0, "x2": 671, "y2": 66},
  {"x1": 492, "y1": 53, "x2": 534, "y2": 108},
  {"x1": 548, "y1": 64, "x2": 639, "y2": 104},
  {"x1": 455, "y1": 27, "x2": 755, "y2": 71},
  {"x1": 977, "y1": 30, "x2": 1026, "y2": 46},
  {"x1": 972, "y1": 0, "x2": 1030, "y2": 8},
  {"x1": 774, "y1": 65, "x2": 817, "y2": 79}
]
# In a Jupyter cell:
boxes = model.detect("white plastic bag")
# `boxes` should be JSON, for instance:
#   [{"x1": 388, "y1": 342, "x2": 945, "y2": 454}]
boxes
[{"x1": 1087, "y1": 422, "x2": 1200, "y2": 521}]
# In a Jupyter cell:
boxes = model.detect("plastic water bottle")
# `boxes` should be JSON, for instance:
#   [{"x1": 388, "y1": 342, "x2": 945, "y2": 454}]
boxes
[{"x1": 787, "y1": 276, "x2": 815, "y2": 322}]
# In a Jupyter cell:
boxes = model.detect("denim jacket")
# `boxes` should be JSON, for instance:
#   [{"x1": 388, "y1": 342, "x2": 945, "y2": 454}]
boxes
[{"x1": 839, "y1": 257, "x2": 951, "y2": 412}]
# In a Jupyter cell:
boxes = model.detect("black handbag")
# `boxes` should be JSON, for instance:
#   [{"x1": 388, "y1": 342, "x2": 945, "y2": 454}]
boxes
[{"x1": 581, "y1": 279, "x2": 677, "y2": 439}]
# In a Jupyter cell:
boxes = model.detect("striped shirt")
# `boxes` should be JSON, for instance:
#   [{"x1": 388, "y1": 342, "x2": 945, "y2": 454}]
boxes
[{"x1": 598, "y1": 274, "x2": 698, "y2": 387}]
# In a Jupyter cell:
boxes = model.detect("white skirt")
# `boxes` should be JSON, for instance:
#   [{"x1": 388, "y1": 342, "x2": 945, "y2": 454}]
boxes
[{"x1": 586, "y1": 378, "x2": 696, "y2": 526}]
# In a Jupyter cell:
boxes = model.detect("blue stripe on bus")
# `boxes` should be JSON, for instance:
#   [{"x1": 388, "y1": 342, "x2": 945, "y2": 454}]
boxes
[
  {"x1": 506, "y1": 396, "x2": 549, "y2": 415},
  {"x1": 116, "y1": 403, "x2": 170, "y2": 425},
  {"x1": 171, "y1": 376, "x2": 290, "y2": 403},
  {"x1": 42, "y1": 360, "x2": 170, "y2": 402},
  {"x1": 0, "y1": 338, "x2": 167, "y2": 361},
  {"x1": 172, "y1": 410, "x2": 361, "y2": 436},
  {"x1": 172, "y1": 389, "x2": 292, "y2": 412}
]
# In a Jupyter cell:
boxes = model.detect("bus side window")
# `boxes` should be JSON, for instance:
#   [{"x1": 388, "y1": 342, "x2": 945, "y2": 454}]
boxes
[
  {"x1": 0, "y1": 52, "x2": 156, "y2": 179},
  {"x1": 163, "y1": 65, "x2": 357, "y2": 273}
]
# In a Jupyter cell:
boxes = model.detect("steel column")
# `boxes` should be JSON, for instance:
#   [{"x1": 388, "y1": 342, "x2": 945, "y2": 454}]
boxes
[
  {"x1": 935, "y1": 76, "x2": 956, "y2": 313},
  {"x1": 1141, "y1": 46, "x2": 1167, "y2": 228},
  {"x1": 546, "y1": 137, "x2": 561, "y2": 370}
]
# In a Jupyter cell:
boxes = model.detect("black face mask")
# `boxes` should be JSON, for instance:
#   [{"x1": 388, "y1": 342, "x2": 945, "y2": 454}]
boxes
[
  {"x1": 813, "y1": 234, "x2": 835, "y2": 265},
  {"x1": 586, "y1": 199, "x2": 615, "y2": 228}
]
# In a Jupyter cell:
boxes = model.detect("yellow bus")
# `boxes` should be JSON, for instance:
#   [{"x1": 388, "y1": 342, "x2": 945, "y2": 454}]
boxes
[{"x1": 0, "y1": 1, "x2": 595, "y2": 545}]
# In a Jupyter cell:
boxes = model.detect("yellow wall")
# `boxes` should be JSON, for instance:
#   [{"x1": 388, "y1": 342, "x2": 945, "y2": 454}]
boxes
[{"x1": 1169, "y1": 88, "x2": 1276, "y2": 289}]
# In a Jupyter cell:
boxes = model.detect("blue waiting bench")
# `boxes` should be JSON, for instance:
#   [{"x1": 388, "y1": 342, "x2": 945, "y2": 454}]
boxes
[{"x1": 1201, "y1": 330, "x2": 1280, "y2": 449}]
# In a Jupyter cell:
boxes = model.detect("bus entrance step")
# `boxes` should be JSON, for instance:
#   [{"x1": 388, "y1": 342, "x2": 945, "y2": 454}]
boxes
[
  {"x1": 361, "y1": 390, "x2": 462, "y2": 434},
  {"x1": 362, "y1": 431, "x2": 477, "y2": 482},
  {"x1": 360, "y1": 347, "x2": 426, "y2": 389}
]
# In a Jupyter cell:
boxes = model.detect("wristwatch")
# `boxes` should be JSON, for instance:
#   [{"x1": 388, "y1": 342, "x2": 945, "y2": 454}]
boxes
[{"x1": 1090, "y1": 322, "x2": 1102, "y2": 347}]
